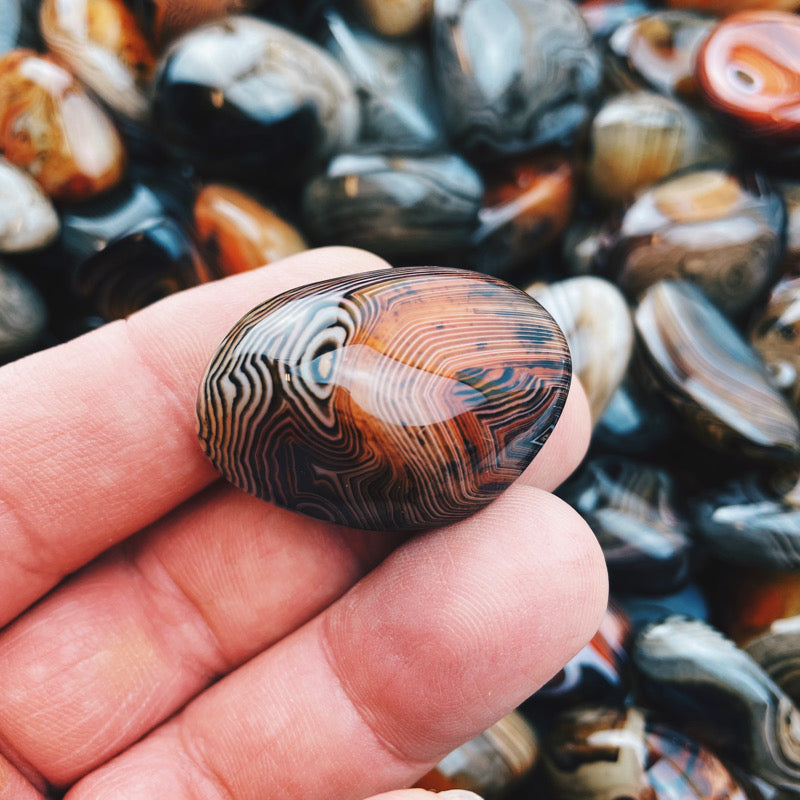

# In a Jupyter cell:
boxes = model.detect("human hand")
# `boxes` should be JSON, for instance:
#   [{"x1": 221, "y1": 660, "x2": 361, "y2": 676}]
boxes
[{"x1": 0, "y1": 247, "x2": 607, "y2": 800}]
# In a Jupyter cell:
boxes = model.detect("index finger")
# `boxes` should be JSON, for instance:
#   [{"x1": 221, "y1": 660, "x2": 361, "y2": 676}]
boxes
[{"x1": 0, "y1": 250, "x2": 588, "y2": 626}]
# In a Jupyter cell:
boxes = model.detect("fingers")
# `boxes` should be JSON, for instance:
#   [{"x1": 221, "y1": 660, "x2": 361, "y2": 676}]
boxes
[
  {"x1": 0, "y1": 249, "x2": 591, "y2": 628},
  {"x1": 0, "y1": 247, "x2": 390, "y2": 626},
  {"x1": 63, "y1": 486, "x2": 607, "y2": 800},
  {"x1": 0, "y1": 357, "x2": 589, "y2": 788},
  {"x1": 0, "y1": 485, "x2": 400, "y2": 786},
  {"x1": 0, "y1": 753, "x2": 45, "y2": 800}
]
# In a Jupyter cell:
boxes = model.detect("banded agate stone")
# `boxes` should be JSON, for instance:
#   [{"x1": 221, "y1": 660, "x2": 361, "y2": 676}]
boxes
[{"x1": 197, "y1": 267, "x2": 571, "y2": 531}]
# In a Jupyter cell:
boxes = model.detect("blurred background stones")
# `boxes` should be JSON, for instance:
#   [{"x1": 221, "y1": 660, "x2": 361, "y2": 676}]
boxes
[{"x1": 4, "y1": 0, "x2": 800, "y2": 797}]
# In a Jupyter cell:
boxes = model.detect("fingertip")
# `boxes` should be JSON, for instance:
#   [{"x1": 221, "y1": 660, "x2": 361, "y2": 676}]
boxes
[{"x1": 322, "y1": 483, "x2": 609, "y2": 763}]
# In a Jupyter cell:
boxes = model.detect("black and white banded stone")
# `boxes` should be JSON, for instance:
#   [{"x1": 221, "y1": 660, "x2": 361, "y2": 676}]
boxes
[{"x1": 196, "y1": 266, "x2": 571, "y2": 531}]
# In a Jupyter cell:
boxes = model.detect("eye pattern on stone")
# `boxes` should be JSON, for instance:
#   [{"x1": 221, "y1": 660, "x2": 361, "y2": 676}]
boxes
[{"x1": 196, "y1": 266, "x2": 572, "y2": 531}]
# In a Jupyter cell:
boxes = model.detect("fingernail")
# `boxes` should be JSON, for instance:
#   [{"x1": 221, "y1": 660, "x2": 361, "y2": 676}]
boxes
[{"x1": 438, "y1": 791, "x2": 485, "y2": 800}]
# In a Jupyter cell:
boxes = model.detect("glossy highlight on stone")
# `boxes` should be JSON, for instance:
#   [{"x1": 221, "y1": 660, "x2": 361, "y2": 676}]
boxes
[
  {"x1": 39, "y1": 0, "x2": 156, "y2": 122},
  {"x1": 323, "y1": 10, "x2": 445, "y2": 153},
  {"x1": 470, "y1": 153, "x2": 575, "y2": 277},
  {"x1": 193, "y1": 184, "x2": 307, "y2": 276},
  {"x1": 197, "y1": 267, "x2": 572, "y2": 531},
  {"x1": 0, "y1": 49, "x2": 126, "y2": 201},
  {"x1": 415, "y1": 711, "x2": 538, "y2": 798},
  {"x1": 542, "y1": 706, "x2": 749, "y2": 800},
  {"x1": 633, "y1": 616, "x2": 800, "y2": 793},
  {"x1": 607, "y1": 11, "x2": 714, "y2": 98},
  {"x1": 302, "y1": 153, "x2": 483, "y2": 259},
  {"x1": 151, "y1": 16, "x2": 359, "y2": 181},
  {"x1": 696, "y1": 11, "x2": 800, "y2": 150},
  {"x1": 561, "y1": 455, "x2": 693, "y2": 595},
  {"x1": 0, "y1": 260, "x2": 47, "y2": 360},
  {"x1": 635, "y1": 280, "x2": 800, "y2": 460},
  {"x1": 604, "y1": 169, "x2": 785, "y2": 317},
  {"x1": 432, "y1": 0, "x2": 602, "y2": 157},
  {"x1": 527, "y1": 276, "x2": 633, "y2": 423},
  {"x1": 0, "y1": 156, "x2": 59, "y2": 252}
]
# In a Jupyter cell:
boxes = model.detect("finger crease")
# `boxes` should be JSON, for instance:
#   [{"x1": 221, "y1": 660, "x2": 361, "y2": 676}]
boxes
[
  {"x1": 130, "y1": 543, "x2": 233, "y2": 682},
  {"x1": 317, "y1": 621, "x2": 434, "y2": 777}
]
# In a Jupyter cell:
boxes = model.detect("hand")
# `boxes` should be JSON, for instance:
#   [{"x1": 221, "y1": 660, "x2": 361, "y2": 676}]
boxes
[{"x1": 0, "y1": 248, "x2": 607, "y2": 800}]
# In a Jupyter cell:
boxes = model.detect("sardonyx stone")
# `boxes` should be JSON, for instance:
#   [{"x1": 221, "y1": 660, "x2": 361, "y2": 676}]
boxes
[
  {"x1": 193, "y1": 184, "x2": 307, "y2": 276},
  {"x1": 39, "y1": 0, "x2": 157, "y2": 123},
  {"x1": 696, "y1": 11, "x2": 800, "y2": 151},
  {"x1": 0, "y1": 49, "x2": 126, "y2": 202},
  {"x1": 197, "y1": 267, "x2": 572, "y2": 531},
  {"x1": 665, "y1": 0, "x2": 800, "y2": 14}
]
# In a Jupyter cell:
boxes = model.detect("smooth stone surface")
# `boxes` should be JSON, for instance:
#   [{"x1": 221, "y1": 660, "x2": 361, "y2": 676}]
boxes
[
  {"x1": 39, "y1": 0, "x2": 156, "y2": 122},
  {"x1": 542, "y1": 705, "x2": 749, "y2": 800},
  {"x1": 633, "y1": 616, "x2": 800, "y2": 793},
  {"x1": 197, "y1": 267, "x2": 572, "y2": 531},
  {"x1": 0, "y1": 261, "x2": 47, "y2": 359},
  {"x1": 693, "y1": 471, "x2": 800, "y2": 571},
  {"x1": 0, "y1": 49, "x2": 126, "y2": 202},
  {"x1": 323, "y1": 10, "x2": 446, "y2": 153},
  {"x1": 579, "y1": 0, "x2": 654, "y2": 41},
  {"x1": 151, "y1": 16, "x2": 359, "y2": 180},
  {"x1": 73, "y1": 216, "x2": 212, "y2": 320},
  {"x1": 469, "y1": 153, "x2": 575, "y2": 277},
  {"x1": 616, "y1": 582, "x2": 710, "y2": 632},
  {"x1": 778, "y1": 181, "x2": 800, "y2": 274},
  {"x1": 415, "y1": 711, "x2": 538, "y2": 798},
  {"x1": 607, "y1": 10, "x2": 714, "y2": 98},
  {"x1": 635, "y1": 280, "x2": 800, "y2": 460},
  {"x1": 587, "y1": 92, "x2": 732, "y2": 205},
  {"x1": 561, "y1": 216, "x2": 606, "y2": 277},
  {"x1": 58, "y1": 179, "x2": 178, "y2": 267},
  {"x1": 751, "y1": 276, "x2": 800, "y2": 410},
  {"x1": 0, "y1": 157, "x2": 59, "y2": 252},
  {"x1": 593, "y1": 376, "x2": 680, "y2": 458},
  {"x1": 666, "y1": 0, "x2": 800, "y2": 11},
  {"x1": 560, "y1": 455, "x2": 693, "y2": 595},
  {"x1": 705, "y1": 561, "x2": 800, "y2": 646},
  {"x1": 601, "y1": 169, "x2": 784, "y2": 317},
  {"x1": 193, "y1": 184, "x2": 307, "y2": 275},
  {"x1": 527, "y1": 276, "x2": 633, "y2": 423},
  {"x1": 127, "y1": 0, "x2": 261, "y2": 46},
  {"x1": 746, "y1": 616, "x2": 800, "y2": 706},
  {"x1": 697, "y1": 11, "x2": 800, "y2": 151},
  {"x1": 432, "y1": 0, "x2": 601, "y2": 157},
  {"x1": 302, "y1": 153, "x2": 483, "y2": 259},
  {"x1": 353, "y1": 0, "x2": 433, "y2": 36}
]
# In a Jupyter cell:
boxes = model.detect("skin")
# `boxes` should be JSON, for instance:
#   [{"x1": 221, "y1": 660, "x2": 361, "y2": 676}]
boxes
[{"x1": 0, "y1": 247, "x2": 607, "y2": 799}]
